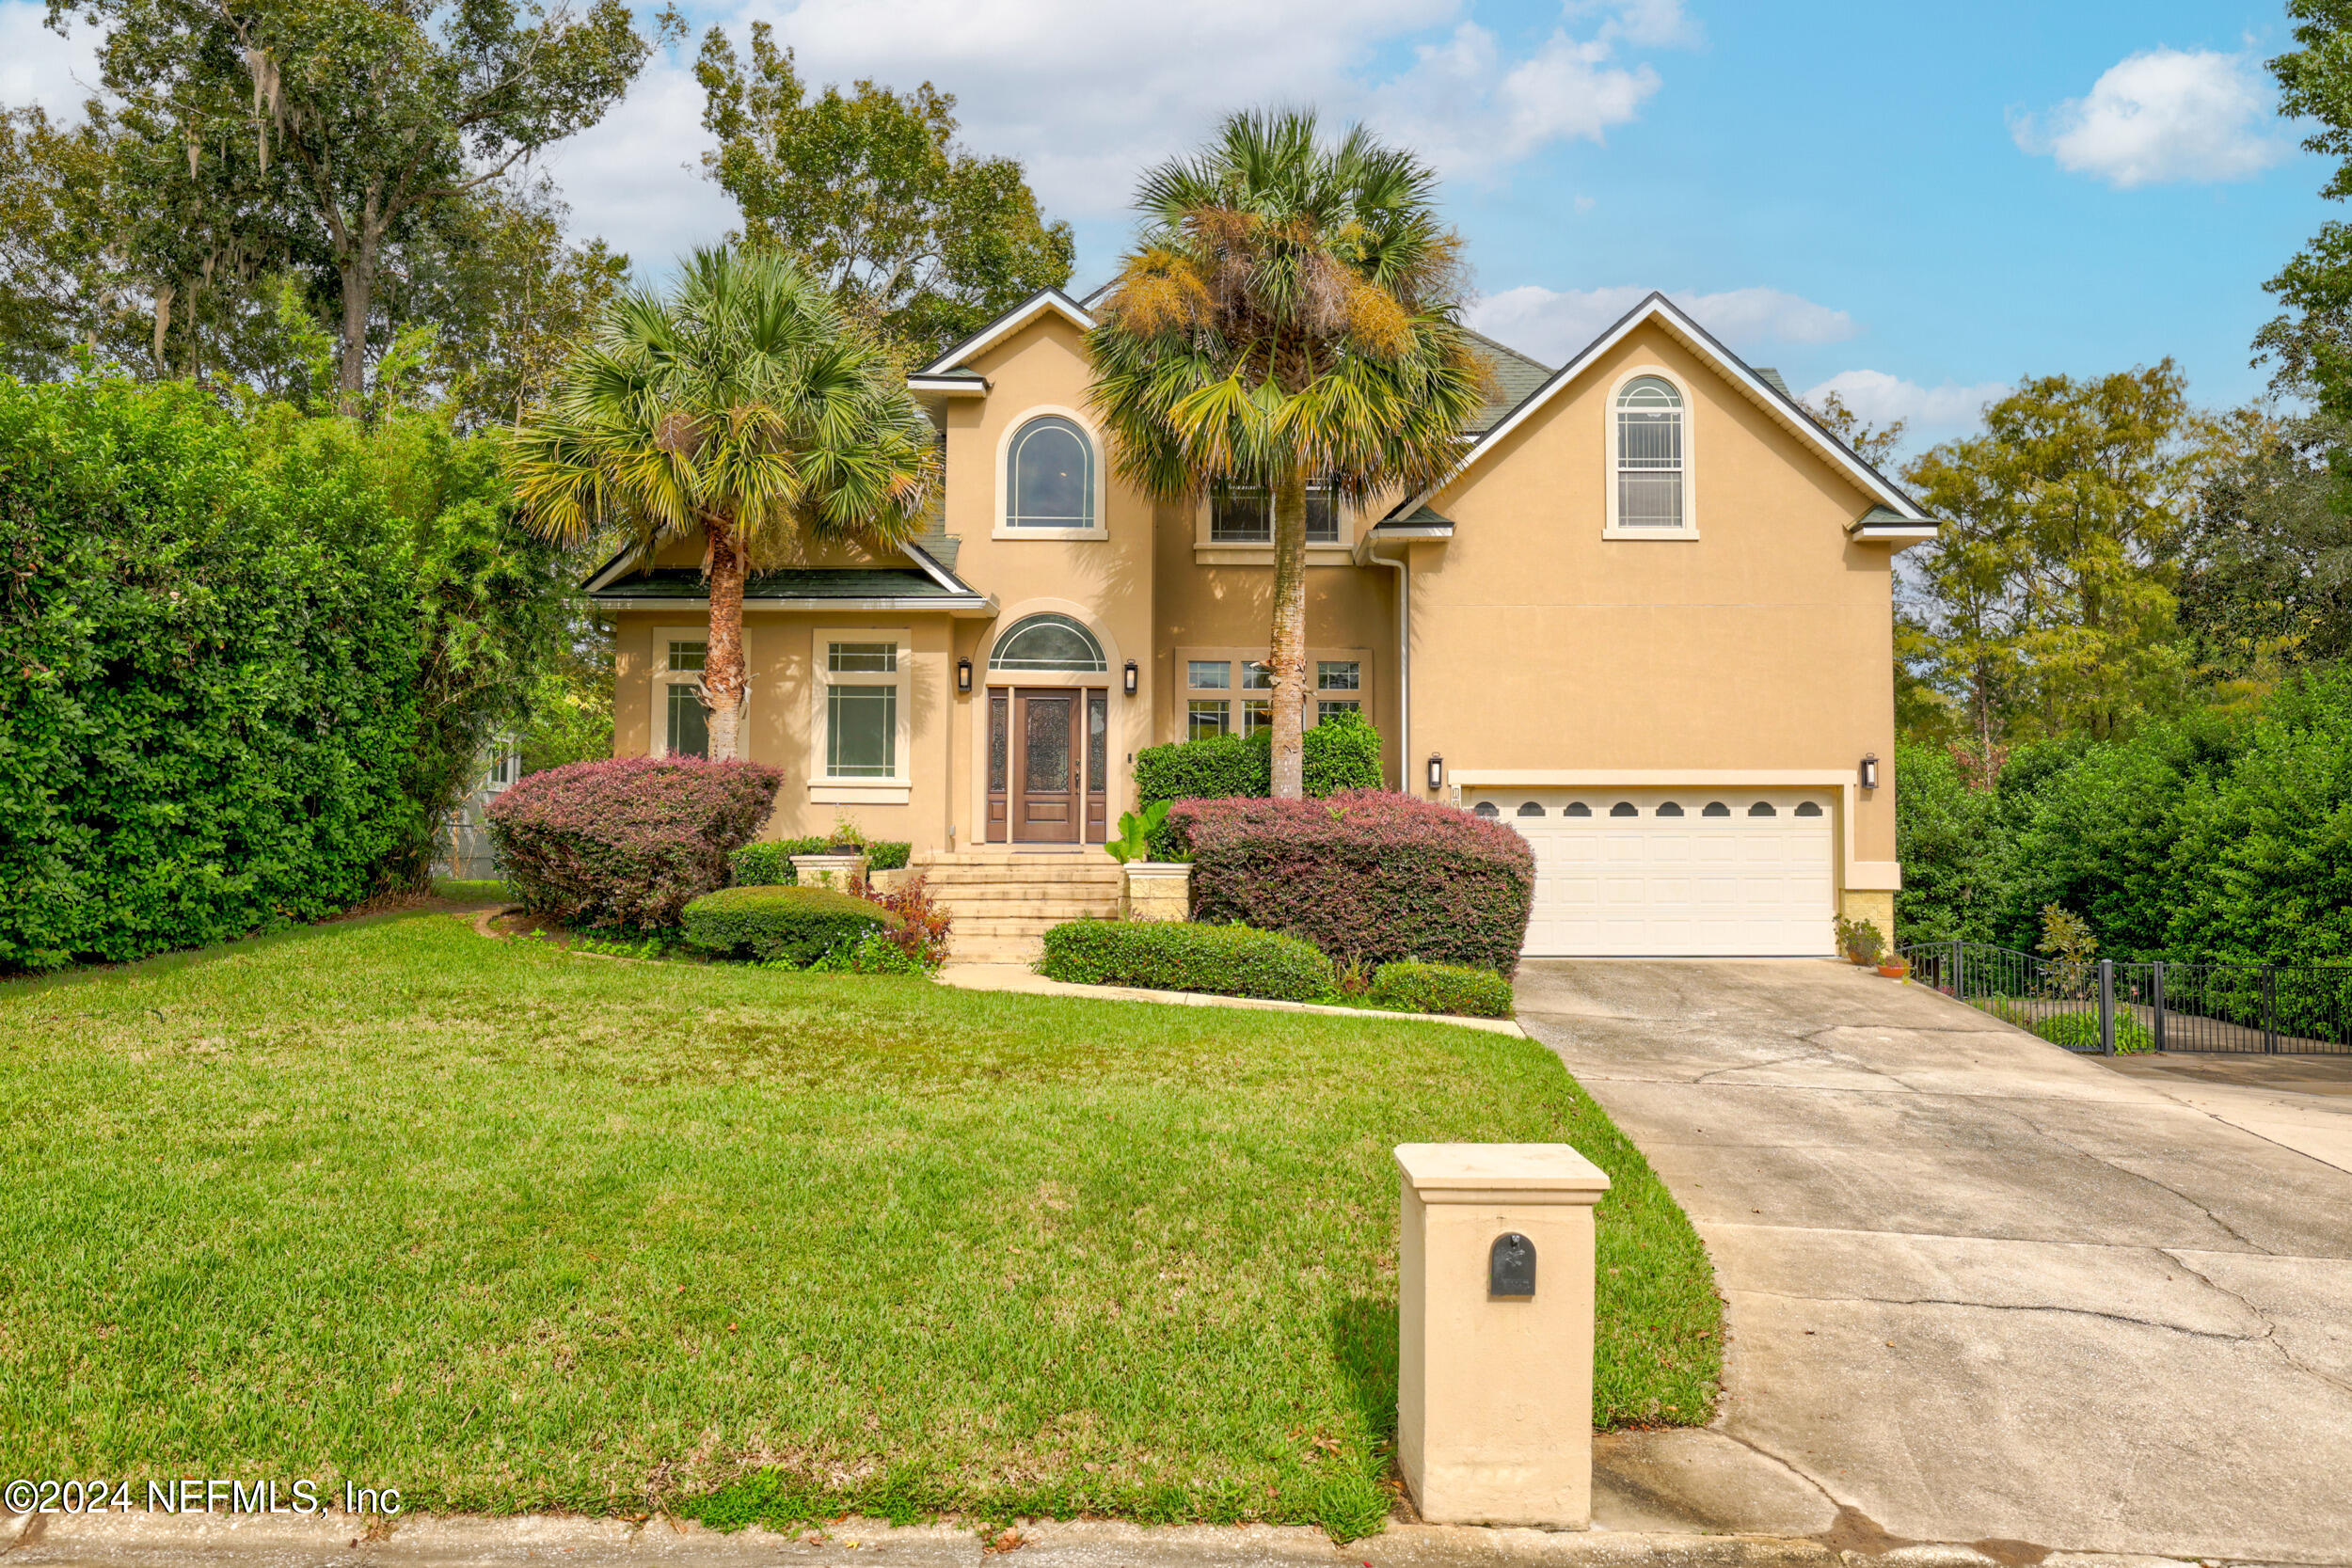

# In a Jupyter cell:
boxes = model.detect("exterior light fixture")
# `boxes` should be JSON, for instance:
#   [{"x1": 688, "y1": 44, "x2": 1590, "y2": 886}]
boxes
[
  {"x1": 1860, "y1": 753, "x2": 1880, "y2": 790},
  {"x1": 1123, "y1": 659, "x2": 1138, "y2": 697},
  {"x1": 957, "y1": 657, "x2": 973, "y2": 695},
  {"x1": 1426, "y1": 753, "x2": 1444, "y2": 792}
]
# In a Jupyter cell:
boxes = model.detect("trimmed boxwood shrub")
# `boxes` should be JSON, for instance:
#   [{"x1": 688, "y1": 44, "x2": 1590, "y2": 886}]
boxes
[
  {"x1": 486, "y1": 756, "x2": 783, "y2": 928},
  {"x1": 1039, "y1": 919, "x2": 1333, "y2": 1002},
  {"x1": 732, "y1": 838, "x2": 914, "y2": 885},
  {"x1": 1369, "y1": 960, "x2": 1516, "y2": 1019},
  {"x1": 1169, "y1": 788, "x2": 1534, "y2": 974},
  {"x1": 682, "y1": 885, "x2": 898, "y2": 965}
]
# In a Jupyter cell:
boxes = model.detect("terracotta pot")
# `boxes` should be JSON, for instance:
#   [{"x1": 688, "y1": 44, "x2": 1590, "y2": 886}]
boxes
[{"x1": 1877, "y1": 962, "x2": 1909, "y2": 979}]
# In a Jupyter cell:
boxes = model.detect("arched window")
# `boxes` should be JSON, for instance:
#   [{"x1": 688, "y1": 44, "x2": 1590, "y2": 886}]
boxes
[
  {"x1": 1656, "y1": 800, "x2": 1684, "y2": 817},
  {"x1": 1472, "y1": 800, "x2": 1500, "y2": 819},
  {"x1": 1747, "y1": 801, "x2": 1777, "y2": 817},
  {"x1": 1610, "y1": 801, "x2": 1639, "y2": 818},
  {"x1": 1564, "y1": 801, "x2": 1592, "y2": 817},
  {"x1": 1006, "y1": 416, "x2": 1094, "y2": 530},
  {"x1": 1615, "y1": 375, "x2": 1684, "y2": 531},
  {"x1": 990, "y1": 612, "x2": 1106, "y2": 672},
  {"x1": 1795, "y1": 801, "x2": 1823, "y2": 817},
  {"x1": 1517, "y1": 801, "x2": 1547, "y2": 817},
  {"x1": 1702, "y1": 801, "x2": 1730, "y2": 817}
]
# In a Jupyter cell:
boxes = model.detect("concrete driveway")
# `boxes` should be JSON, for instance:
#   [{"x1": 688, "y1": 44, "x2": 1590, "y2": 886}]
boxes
[{"x1": 1516, "y1": 959, "x2": 2352, "y2": 1563}]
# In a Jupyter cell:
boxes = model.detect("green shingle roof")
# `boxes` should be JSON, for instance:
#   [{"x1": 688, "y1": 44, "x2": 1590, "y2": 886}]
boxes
[
  {"x1": 589, "y1": 567, "x2": 964, "y2": 601},
  {"x1": 1463, "y1": 329, "x2": 1553, "y2": 434}
]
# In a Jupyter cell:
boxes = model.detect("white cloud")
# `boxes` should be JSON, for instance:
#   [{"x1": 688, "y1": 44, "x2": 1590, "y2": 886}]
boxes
[
  {"x1": 719, "y1": 0, "x2": 1684, "y2": 214},
  {"x1": 0, "y1": 1, "x2": 101, "y2": 117},
  {"x1": 1586, "y1": 0, "x2": 1703, "y2": 49},
  {"x1": 2012, "y1": 47, "x2": 2289, "y2": 188},
  {"x1": 1470, "y1": 283, "x2": 1855, "y2": 365},
  {"x1": 1801, "y1": 369, "x2": 2010, "y2": 442},
  {"x1": 529, "y1": 49, "x2": 738, "y2": 273}
]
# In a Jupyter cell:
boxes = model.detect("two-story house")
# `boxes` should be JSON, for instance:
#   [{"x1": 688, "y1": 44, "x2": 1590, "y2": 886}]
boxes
[{"x1": 586, "y1": 288, "x2": 1934, "y2": 958}]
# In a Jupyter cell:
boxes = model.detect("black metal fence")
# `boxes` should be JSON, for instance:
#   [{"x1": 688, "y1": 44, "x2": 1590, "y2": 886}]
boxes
[{"x1": 1896, "y1": 941, "x2": 2352, "y2": 1056}]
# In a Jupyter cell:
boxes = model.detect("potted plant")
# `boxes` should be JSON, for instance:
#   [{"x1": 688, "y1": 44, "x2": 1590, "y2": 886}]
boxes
[
  {"x1": 1835, "y1": 914, "x2": 1886, "y2": 967},
  {"x1": 793, "y1": 812, "x2": 872, "y2": 888},
  {"x1": 1107, "y1": 802, "x2": 1190, "y2": 921},
  {"x1": 1877, "y1": 955, "x2": 1910, "y2": 980},
  {"x1": 824, "y1": 811, "x2": 868, "y2": 856}
]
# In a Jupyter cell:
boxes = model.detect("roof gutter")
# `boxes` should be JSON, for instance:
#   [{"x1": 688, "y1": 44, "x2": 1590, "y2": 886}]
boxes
[{"x1": 589, "y1": 594, "x2": 997, "y2": 616}]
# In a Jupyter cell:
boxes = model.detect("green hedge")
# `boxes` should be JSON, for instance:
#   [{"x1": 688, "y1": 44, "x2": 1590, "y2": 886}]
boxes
[
  {"x1": 1368, "y1": 960, "x2": 1516, "y2": 1019},
  {"x1": 1133, "y1": 710, "x2": 1385, "y2": 854},
  {"x1": 1896, "y1": 671, "x2": 2352, "y2": 961},
  {"x1": 0, "y1": 373, "x2": 427, "y2": 972},
  {"x1": 681, "y1": 885, "x2": 898, "y2": 965},
  {"x1": 1038, "y1": 920, "x2": 1332, "y2": 1002},
  {"x1": 732, "y1": 838, "x2": 913, "y2": 885}
]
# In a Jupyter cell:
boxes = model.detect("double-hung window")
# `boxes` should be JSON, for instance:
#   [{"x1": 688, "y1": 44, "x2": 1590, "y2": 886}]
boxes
[
  {"x1": 655, "y1": 634, "x2": 710, "y2": 758},
  {"x1": 1613, "y1": 374, "x2": 1688, "y2": 532},
  {"x1": 1209, "y1": 480, "x2": 1342, "y2": 545},
  {"x1": 1315, "y1": 660, "x2": 1361, "y2": 722},
  {"x1": 818, "y1": 636, "x2": 907, "y2": 784}
]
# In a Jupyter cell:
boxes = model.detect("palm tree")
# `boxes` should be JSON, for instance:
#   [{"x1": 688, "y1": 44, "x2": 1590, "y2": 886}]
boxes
[
  {"x1": 510, "y1": 245, "x2": 938, "y2": 762},
  {"x1": 1087, "y1": 109, "x2": 1486, "y2": 798}
]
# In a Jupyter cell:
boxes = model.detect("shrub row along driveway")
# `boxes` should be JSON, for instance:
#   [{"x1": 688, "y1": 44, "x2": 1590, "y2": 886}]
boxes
[{"x1": 1515, "y1": 959, "x2": 2352, "y2": 1562}]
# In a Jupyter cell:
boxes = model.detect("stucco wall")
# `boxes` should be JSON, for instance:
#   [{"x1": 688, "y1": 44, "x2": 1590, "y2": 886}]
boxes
[{"x1": 1406, "y1": 320, "x2": 1901, "y2": 879}]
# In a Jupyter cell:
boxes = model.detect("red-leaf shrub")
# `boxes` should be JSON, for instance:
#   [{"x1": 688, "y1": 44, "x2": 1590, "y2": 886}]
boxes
[
  {"x1": 486, "y1": 756, "x2": 784, "y2": 928},
  {"x1": 1168, "y1": 788, "x2": 1534, "y2": 974}
]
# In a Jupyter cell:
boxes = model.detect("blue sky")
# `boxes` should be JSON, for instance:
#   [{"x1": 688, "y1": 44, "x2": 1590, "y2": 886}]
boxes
[{"x1": 3, "y1": 0, "x2": 2331, "y2": 449}]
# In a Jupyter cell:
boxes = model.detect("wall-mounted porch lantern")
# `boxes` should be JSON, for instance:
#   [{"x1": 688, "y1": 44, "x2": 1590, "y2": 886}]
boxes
[
  {"x1": 1859, "y1": 752, "x2": 1880, "y2": 790},
  {"x1": 1123, "y1": 659, "x2": 1139, "y2": 697},
  {"x1": 1426, "y1": 753, "x2": 1445, "y2": 791},
  {"x1": 957, "y1": 657, "x2": 974, "y2": 695}
]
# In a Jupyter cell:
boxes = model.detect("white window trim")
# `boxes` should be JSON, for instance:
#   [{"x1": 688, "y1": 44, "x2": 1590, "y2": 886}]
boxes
[
  {"x1": 993, "y1": 404, "x2": 1109, "y2": 540},
  {"x1": 807, "y1": 626, "x2": 914, "y2": 804},
  {"x1": 1192, "y1": 483, "x2": 1357, "y2": 565},
  {"x1": 651, "y1": 625, "x2": 714, "y2": 759},
  {"x1": 1602, "y1": 364, "x2": 1699, "y2": 541},
  {"x1": 1175, "y1": 645, "x2": 1373, "y2": 738}
]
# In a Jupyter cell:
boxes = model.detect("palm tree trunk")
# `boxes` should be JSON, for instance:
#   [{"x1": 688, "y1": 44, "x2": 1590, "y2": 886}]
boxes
[
  {"x1": 704, "y1": 517, "x2": 750, "y2": 762},
  {"x1": 1268, "y1": 469, "x2": 1310, "y2": 800}
]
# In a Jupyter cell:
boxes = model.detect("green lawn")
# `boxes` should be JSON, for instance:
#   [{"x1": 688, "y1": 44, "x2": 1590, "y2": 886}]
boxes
[{"x1": 0, "y1": 911, "x2": 1718, "y2": 1537}]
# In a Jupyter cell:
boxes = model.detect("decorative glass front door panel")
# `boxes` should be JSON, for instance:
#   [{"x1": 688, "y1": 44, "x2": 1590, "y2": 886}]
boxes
[{"x1": 991, "y1": 687, "x2": 1110, "y2": 844}]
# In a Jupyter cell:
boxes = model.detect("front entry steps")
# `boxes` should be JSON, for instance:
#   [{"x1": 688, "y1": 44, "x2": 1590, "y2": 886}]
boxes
[{"x1": 911, "y1": 849, "x2": 1121, "y2": 965}]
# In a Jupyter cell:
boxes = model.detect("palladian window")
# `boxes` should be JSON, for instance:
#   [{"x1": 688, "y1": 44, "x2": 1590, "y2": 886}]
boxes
[
  {"x1": 1006, "y1": 416, "x2": 1095, "y2": 530},
  {"x1": 1615, "y1": 375, "x2": 1685, "y2": 530}
]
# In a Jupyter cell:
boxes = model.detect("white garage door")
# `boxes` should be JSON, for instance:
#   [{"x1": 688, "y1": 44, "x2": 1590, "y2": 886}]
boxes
[{"x1": 1468, "y1": 788, "x2": 1836, "y2": 958}]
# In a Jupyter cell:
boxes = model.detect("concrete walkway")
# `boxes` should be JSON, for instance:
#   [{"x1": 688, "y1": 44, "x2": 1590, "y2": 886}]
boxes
[{"x1": 1515, "y1": 959, "x2": 2352, "y2": 1565}]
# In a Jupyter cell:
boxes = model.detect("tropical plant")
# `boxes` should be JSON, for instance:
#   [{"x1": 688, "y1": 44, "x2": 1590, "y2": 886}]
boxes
[
  {"x1": 2037, "y1": 902, "x2": 2098, "y2": 991},
  {"x1": 1104, "y1": 800, "x2": 1172, "y2": 864},
  {"x1": 1087, "y1": 109, "x2": 1486, "y2": 798},
  {"x1": 509, "y1": 245, "x2": 939, "y2": 762}
]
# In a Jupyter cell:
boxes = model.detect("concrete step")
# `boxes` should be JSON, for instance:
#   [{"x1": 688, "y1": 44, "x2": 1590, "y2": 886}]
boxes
[
  {"x1": 947, "y1": 916, "x2": 1109, "y2": 937},
  {"x1": 933, "y1": 904, "x2": 1113, "y2": 925},
  {"x1": 918, "y1": 873, "x2": 1120, "y2": 891},
  {"x1": 915, "y1": 850, "x2": 1113, "y2": 865},
  {"x1": 908, "y1": 869, "x2": 1120, "y2": 883},
  {"x1": 924, "y1": 882, "x2": 1120, "y2": 902},
  {"x1": 945, "y1": 940, "x2": 1046, "y2": 963}
]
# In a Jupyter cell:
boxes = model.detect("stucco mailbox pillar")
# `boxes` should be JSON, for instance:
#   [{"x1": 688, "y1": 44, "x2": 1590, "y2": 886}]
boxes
[{"x1": 1394, "y1": 1143, "x2": 1612, "y2": 1528}]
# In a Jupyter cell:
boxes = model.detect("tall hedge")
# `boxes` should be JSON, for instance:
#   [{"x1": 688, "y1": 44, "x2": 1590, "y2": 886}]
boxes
[
  {"x1": 1169, "y1": 788, "x2": 1534, "y2": 974},
  {"x1": 0, "y1": 373, "x2": 426, "y2": 972},
  {"x1": 1895, "y1": 671, "x2": 2352, "y2": 962}
]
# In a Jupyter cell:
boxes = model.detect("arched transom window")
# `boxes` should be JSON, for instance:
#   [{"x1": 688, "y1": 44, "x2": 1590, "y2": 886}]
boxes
[
  {"x1": 1615, "y1": 375, "x2": 1685, "y2": 531},
  {"x1": 1006, "y1": 416, "x2": 1095, "y2": 530},
  {"x1": 990, "y1": 612, "x2": 1107, "y2": 673}
]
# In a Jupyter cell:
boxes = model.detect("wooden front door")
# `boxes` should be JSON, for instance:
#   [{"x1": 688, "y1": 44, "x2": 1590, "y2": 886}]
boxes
[{"x1": 989, "y1": 687, "x2": 1108, "y2": 844}]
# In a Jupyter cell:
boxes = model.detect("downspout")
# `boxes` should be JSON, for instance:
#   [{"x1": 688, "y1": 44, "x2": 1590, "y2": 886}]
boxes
[{"x1": 1361, "y1": 536, "x2": 1411, "y2": 792}]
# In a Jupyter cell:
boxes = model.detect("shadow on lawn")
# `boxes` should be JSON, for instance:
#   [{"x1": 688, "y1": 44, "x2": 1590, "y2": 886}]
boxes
[{"x1": 1330, "y1": 1294, "x2": 1399, "y2": 1441}]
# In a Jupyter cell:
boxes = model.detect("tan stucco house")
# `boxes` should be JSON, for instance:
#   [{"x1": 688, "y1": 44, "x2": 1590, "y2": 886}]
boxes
[{"x1": 587, "y1": 289, "x2": 1934, "y2": 958}]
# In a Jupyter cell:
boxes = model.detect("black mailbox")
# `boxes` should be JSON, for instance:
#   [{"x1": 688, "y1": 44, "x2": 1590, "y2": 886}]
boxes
[{"x1": 1488, "y1": 1232, "x2": 1535, "y2": 1297}]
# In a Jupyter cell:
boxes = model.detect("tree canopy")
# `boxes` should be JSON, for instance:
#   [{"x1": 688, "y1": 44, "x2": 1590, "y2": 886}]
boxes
[{"x1": 694, "y1": 21, "x2": 1073, "y2": 363}]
